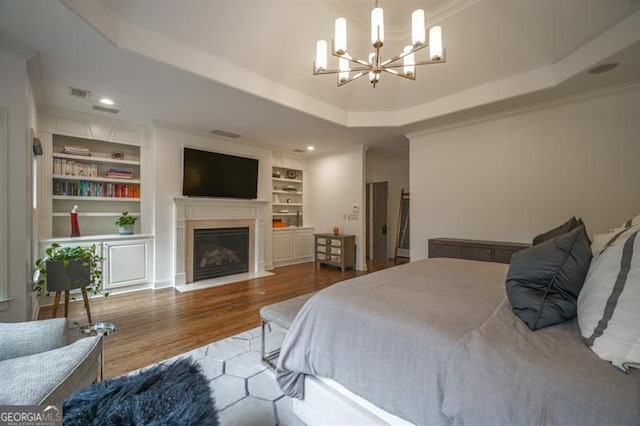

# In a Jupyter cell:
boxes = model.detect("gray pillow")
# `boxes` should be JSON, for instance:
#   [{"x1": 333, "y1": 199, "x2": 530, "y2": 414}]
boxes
[
  {"x1": 532, "y1": 216, "x2": 578, "y2": 246},
  {"x1": 506, "y1": 225, "x2": 592, "y2": 331}
]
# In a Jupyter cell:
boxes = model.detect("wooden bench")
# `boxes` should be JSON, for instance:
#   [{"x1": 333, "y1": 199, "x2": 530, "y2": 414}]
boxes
[{"x1": 259, "y1": 292, "x2": 316, "y2": 369}]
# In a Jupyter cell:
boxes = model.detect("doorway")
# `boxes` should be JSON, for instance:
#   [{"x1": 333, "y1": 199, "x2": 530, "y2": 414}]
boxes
[{"x1": 367, "y1": 181, "x2": 388, "y2": 262}]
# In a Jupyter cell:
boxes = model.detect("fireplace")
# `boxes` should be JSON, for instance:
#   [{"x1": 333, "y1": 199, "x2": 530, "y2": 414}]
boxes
[
  {"x1": 193, "y1": 227, "x2": 249, "y2": 281},
  {"x1": 173, "y1": 197, "x2": 270, "y2": 289}
]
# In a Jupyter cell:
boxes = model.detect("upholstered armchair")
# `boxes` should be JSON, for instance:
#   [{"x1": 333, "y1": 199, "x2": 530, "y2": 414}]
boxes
[{"x1": 0, "y1": 318, "x2": 101, "y2": 405}]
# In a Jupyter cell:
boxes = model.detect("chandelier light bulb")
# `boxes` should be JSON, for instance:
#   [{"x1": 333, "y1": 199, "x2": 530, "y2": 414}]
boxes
[
  {"x1": 335, "y1": 18, "x2": 347, "y2": 55},
  {"x1": 315, "y1": 40, "x2": 327, "y2": 72},
  {"x1": 403, "y1": 45, "x2": 415, "y2": 77},
  {"x1": 339, "y1": 57, "x2": 350, "y2": 83},
  {"x1": 429, "y1": 26, "x2": 443, "y2": 61},
  {"x1": 371, "y1": 7, "x2": 384, "y2": 47},
  {"x1": 411, "y1": 10, "x2": 425, "y2": 46}
]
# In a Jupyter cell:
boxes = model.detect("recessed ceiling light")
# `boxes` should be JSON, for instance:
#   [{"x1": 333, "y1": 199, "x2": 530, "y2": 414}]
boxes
[
  {"x1": 307, "y1": 145, "x2": 315, "y2": 151},
  {"x1": 99, "y1": 98, "x2": 114, "y2": 106},
  {"x1": 587, "y1": 63, "x2": 619, "y2": 75}
]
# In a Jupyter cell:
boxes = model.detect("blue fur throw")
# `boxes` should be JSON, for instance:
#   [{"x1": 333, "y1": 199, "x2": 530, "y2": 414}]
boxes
[{"x1": 63, "y1": 358, "x2": 219, "y2": 425}]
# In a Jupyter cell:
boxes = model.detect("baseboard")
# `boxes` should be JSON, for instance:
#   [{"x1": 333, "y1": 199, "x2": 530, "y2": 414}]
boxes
[{"x1": 153, "y1": 279, "x2": 174, "y2": 289}]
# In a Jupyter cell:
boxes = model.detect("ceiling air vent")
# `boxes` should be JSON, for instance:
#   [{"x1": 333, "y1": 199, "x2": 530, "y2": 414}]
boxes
[
  {"x1": 92, "y1": 104, "x2": 119, "y2": 114},
  {"x1": 210, "y1": 129, "x2": 241, "y2": 139},
  {"x1": 292, "y1": 149, "x2": 305, "y2": 153},
  {"x1": 68, "y1": 86, "x2": 91, "y2": 99}
]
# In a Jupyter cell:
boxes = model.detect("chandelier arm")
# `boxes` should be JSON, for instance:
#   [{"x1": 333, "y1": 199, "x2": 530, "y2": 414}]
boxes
[
  {"x1": 380, "y1": 43, "x2": 428, "y2": 67},
  {"x1": 337, "y1": 71, "x2": 369, "y2": 87},
  {"x1": 380, "y1": 68, "x2": 416, "y2": 81},
  {"x1": 314, "y1": 65, "x2": 372, "y2": 75},
  {"x1": 330, "y1": 51, "x2": 371, "y2": 68},
  {"x1": 380, "y1": 49, "x2": 447, "y2": 70}
]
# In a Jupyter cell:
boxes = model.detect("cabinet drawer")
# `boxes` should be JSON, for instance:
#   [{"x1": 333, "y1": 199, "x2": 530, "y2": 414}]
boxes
[
  {"x1": 330, "y1": 247, "x2": 341, "y2": 255},
  {"x1": 320, "y1": 238, "x2": 341, "y2": 246},
  {"x1": 459, "y1": 246, "x2": 492, "y2": 262},
  {"x1": 317, "y1": 245, "x2": 327, "y2": 253},
  {"x1": 429, "y1": 243, "x2": 457, "y2": 258},
  {"x1": 493, "y1": 249, "x2": 518, "y2": 264}
]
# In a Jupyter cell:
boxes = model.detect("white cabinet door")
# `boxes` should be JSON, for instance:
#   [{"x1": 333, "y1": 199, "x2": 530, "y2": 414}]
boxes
[
  {"x1": 273, "y1": 230, "x2": 293, "y2": 266},
  {"x1": 104, "y1": 239, "x2": 151, "y2": 288},
  {"x1": 293, "y1": 228, "x2": 314, "y2": 262}
]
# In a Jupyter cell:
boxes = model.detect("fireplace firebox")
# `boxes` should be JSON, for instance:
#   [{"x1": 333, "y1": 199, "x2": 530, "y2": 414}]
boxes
[{"x1": 193, "y1": 227, "x2": 249, "y2": 281}]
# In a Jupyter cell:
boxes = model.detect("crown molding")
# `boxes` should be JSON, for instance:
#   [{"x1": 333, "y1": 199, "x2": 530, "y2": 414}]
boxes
[{"x1": 405, "y1": 81, "x2": 640, "y2": 139}]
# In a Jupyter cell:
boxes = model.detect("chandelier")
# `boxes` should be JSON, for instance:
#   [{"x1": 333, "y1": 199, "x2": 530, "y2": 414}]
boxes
[{"x1": 313, "y1": 1, "x2": 445, "y2": 87}]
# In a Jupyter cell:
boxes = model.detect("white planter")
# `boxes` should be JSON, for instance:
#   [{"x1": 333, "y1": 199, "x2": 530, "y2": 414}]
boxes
[{"x1": 118, "y1": 224, "x2": 134, "y2": 235}]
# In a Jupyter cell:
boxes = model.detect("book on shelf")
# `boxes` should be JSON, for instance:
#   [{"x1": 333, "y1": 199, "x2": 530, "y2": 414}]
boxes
[
  {"x1": 62, "y1": 145, "x2": 91, "y2": 156},
  {"x1": 53, "y1": 158, "x2": 98, "y2": 177},
  {"x1": 53, "y1": 180, "x2": 140, "y2": 198},
  {"x1": 106, "y1": 168, "x2": 133, "y2": 179}
]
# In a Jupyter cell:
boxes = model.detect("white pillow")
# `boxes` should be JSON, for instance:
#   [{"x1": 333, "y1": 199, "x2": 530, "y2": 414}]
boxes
[
  {"x1": 591, "y1": 214, "x2": 640, "y2": 255},
  {"x1": 578, "y1": 227, "x2": 640, "y2": 371}
]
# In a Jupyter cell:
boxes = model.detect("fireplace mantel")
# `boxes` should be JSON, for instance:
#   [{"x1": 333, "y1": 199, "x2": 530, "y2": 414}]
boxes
[{"x1": 173, "y1": 197, "x2": 269, "y2": 288}]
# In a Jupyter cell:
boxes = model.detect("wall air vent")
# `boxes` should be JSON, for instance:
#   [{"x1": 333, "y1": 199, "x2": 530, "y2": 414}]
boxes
[
  {"x1": 210, "y1": 129, "x2": 241, "y2": 139},
  {"x1": 68, "y1": 87, "x2": 91, "y2": 99},
  {"x1": 92, "y1": 104, "x2": 119, "y2": 114}
]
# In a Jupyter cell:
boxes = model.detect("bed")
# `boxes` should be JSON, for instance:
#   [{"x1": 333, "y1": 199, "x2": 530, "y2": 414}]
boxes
[{"x1": 276, "y1": 256, "x2": 640, "y2": 425}]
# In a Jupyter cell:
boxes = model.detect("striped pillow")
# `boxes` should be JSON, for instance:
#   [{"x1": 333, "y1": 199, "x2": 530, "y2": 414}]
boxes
[
  {"x1": 591, "y1": 216, "x2": 639, "y2": 255},
  {"x1": 577, "y1": 227, "x2": 640, "y2": 371}
]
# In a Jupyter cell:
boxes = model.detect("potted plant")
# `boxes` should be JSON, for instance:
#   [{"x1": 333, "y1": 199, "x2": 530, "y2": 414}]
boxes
[
  {"x1": 115, "y1": 211, "x2": 138, "y2": 235},
  {"x1": 33, "y1": 243, "x2": 106, "y2": 297}
]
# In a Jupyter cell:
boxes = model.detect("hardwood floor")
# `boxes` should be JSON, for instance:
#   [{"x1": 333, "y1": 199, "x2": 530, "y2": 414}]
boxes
[{"x1": 38, "y1": 260, "x2": 394, "y2": 378}]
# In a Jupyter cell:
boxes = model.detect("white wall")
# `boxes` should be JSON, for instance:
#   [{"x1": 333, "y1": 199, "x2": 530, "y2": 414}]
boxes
[
  {"x1": 307, "y1": 146, "x2": 367, "y2": 270},
  {"x1": 0, "y1": 47, "x2": 33, "y2": 321},
  {"x1": 153, "y1": 127, "x2": 273, "y2": 286},
  {"x1": 366, "y1": 150, "x2": 410, "y2": 259},
  {"x1": 408, "y1": 85, "x2": 640, "y2": 260}
]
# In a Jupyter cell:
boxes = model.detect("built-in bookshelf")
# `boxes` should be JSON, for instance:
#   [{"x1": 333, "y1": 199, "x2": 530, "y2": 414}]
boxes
[
  {"x1": 49, "y1": 134, "x2": 142, "y2": 237},
  {"x1": 272, "y1": 166, "x2": 303, "y2": 227}
]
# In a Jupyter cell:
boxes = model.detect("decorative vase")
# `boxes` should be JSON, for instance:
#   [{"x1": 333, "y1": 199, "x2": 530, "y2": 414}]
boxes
[
  {"x1": 70, "y1": 212, "x2": 80, "y2": 237},
  {"x1": 118, "y1": 224, "x2": 134, "y2": 235},
  {"x1": 333, "y1": 226, "x2": 339, "y2": 235},
  {"x1": 46, "y1": 259, "x2": 90, "y2": 292}
]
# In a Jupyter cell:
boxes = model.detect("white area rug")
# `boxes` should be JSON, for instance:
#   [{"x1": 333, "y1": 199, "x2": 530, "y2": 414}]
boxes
[{"x1": 149, "y1": 325, "x2": 304, "y2": 426}]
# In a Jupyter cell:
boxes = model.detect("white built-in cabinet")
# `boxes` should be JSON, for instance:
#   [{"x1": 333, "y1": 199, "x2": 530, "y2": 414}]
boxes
[
  {"x1": 272, "y1": 227, "x2": 315, "y2": 267},
  {"x1": 271, "y1": 154, "x2": 314, "y2": 268},
  {"x1": 104, "y1": 238, "x2": 152, "y2": 289},
  {"x1": 37, "y1": 112, "x2": 153, "y2": 292},
  {"x1": 39, "y1": 235, "x2": 153, "y2": 292}
]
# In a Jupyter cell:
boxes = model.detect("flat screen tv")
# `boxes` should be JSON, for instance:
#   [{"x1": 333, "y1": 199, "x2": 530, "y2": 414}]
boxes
[{"x1": 182, "y1": 147, "x2": 259, "y2": 199}]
